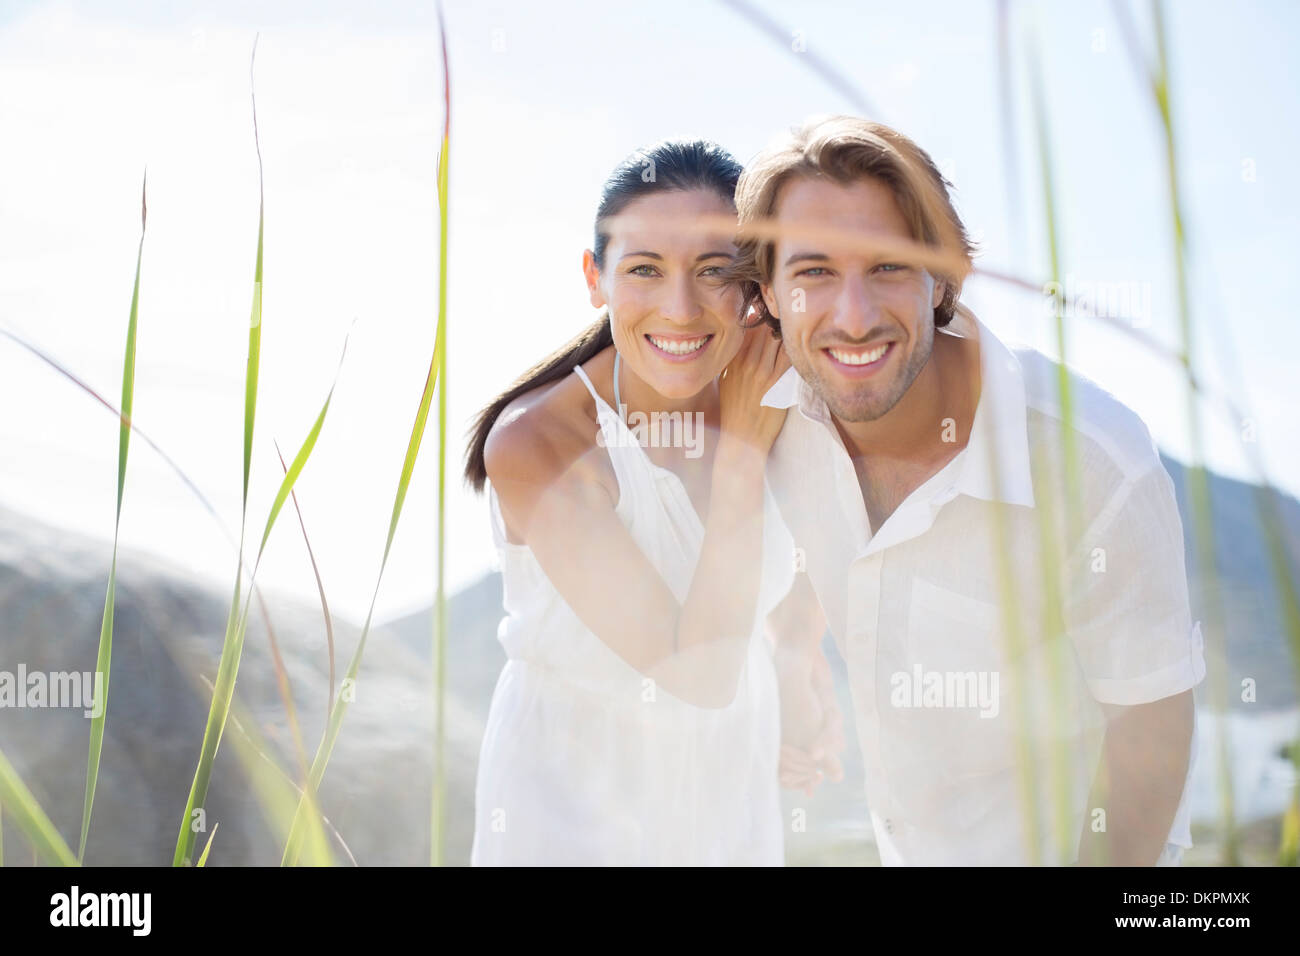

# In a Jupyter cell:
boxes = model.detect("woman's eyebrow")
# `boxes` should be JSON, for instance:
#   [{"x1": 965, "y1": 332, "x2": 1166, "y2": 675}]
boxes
[{"x1": 616, "y1": 250, "x2": 735, "y2": 263}]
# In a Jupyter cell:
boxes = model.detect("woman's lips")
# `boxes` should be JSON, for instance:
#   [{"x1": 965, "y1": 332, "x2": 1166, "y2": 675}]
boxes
[{"x1": 645, "y1": 333, "x2": 714, "y2": 362}]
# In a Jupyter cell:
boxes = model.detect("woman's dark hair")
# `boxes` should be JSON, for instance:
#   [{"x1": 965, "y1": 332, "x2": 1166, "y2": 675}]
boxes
[{"x1": 464, "y1": 139, "x2": 743, "y2": 491}]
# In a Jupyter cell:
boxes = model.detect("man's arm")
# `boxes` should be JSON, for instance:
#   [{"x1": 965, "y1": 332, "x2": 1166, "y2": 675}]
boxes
[
  {"x1": 1062, "y1": 453, "x2": 1205, "y2": 866},
  {"x1": 1076, "y1": 689, "x2": 1194, "y2": 865}
]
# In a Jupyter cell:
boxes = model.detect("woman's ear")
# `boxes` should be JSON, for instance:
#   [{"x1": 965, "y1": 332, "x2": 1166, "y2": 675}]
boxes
[
  {"x1": 582, "y1": 249, "x2": 606, "y2": 309},
  {"x1": 760, "y1": 282, "x2": 780, "y2": 322}
]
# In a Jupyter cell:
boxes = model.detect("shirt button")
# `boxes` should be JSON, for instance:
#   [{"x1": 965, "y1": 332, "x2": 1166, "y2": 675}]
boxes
[{"x1": 883, "y1": 818, "x2": 895, "y2": 834}]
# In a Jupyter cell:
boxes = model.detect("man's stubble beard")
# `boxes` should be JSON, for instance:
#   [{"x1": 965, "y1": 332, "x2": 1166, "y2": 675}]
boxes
[{"x1": 789, "y1": 322, "x2": 936, "y2": 424}]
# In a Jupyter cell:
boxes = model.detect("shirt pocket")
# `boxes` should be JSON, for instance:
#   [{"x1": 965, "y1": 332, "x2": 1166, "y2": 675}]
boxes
[
  {"x1": 892, "y1": 577, "x2": 1027, "y2": 782},
  {"x1": 906, "y1": 576, "x2": 1008, "y2": 679}
]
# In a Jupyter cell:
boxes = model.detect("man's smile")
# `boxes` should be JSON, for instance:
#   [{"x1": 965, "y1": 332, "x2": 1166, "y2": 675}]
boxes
[{"x1": 822, "y1": 341, "x2": 895, "y2": 376}]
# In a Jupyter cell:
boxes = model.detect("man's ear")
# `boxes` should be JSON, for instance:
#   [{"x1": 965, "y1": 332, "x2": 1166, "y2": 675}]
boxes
[
  {"x1": 582, "y1": 249, "x2": 606, "y2": 309},
  {"x1": 931, "y1": 274, "x2": 946, "y2": 310}
]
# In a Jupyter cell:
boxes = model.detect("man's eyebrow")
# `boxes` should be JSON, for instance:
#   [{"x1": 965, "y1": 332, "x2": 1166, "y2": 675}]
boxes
[{"x1": 783, "y1": 252, "x2": 831, "y2": 267}]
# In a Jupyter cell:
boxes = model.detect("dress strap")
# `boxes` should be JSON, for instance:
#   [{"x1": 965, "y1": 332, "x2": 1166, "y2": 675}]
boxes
[{"x1": 571, "y1": 363, "x2": 603, "y2": 405}]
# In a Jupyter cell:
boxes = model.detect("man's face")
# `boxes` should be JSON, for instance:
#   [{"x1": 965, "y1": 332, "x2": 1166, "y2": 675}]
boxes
[{"x1": 761, "y1": 176, "x2": 944, "y2": 423}]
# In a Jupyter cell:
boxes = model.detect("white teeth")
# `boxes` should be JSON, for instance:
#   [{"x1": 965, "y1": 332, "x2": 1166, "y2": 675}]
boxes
[
  {"x1": 648, "y1": 335, "x2": 710, "y2": 355},
  {"x1": 828, "y1": 343, "x2": 889, "y2": 366}
]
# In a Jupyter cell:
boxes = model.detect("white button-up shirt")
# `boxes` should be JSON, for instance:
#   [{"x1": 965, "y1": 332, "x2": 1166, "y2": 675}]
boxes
[{"x1": 761, "y1": 309, "x2": 1206, "y2": 865}]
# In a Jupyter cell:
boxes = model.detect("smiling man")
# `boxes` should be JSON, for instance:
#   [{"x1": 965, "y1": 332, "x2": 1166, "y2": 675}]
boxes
[{"x1": 732, "y1": 115, "x2": 1205, "y2": 866}]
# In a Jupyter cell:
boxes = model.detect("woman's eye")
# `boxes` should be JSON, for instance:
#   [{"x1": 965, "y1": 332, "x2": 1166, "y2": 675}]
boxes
[
  {"x1": 876, "y1": 263, "x2": 906, "y2": 273},
  {"x1": 629, "y1": 264, "x2": 659, "y2": 277},
  {"x1": 796, "y1": 267, "x2": 829, "y2": 277},
  {"x1": 699, "y1": 266, "x2": 724, "y2": 277}
]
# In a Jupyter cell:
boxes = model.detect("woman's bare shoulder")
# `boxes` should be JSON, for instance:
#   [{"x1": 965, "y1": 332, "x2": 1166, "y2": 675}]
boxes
[{"x1": 483, "y1": 354, "x2": 615, "y2": 495}]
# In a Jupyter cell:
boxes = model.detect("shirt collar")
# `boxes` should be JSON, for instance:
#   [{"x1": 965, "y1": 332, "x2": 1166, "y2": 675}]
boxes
[{"x1": 759, "y1": 307, "x2": 1036, "y2": 509}]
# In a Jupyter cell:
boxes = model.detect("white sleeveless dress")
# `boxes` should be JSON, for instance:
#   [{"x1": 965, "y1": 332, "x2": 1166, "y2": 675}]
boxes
[{"x1": 471, "y1": 362, "x2": 796, "y2": 866}]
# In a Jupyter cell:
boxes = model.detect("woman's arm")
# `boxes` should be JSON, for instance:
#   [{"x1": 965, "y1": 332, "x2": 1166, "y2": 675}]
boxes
[{"x1": 767, "y1": 573, "x2": 846, "y2": 793}]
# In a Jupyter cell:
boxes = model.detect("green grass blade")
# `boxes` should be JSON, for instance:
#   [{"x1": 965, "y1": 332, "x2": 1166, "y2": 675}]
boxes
[
  {"x1": 0, "y1": 747, "x2": 78, "y2": 866},
  {"x1": 1145, "y1": 0, "x2": 1236, "y2": 864},
  {"x1": 78, "y1": 169, "x2": 147, "y2": 863},
  {"x1": 196, "y1": 822, "x2": 218, "y2": 867},
  {"x1": 282, "y1": 9, "x2": 452, "y2": 867},
  {"x1": 244, "y1": 38, "x2": 265, "y2": 511},
  {"x1": 1026, "y1": 34, "x2": 1081, "y2": 865},
  {"x1": 173, "y1": 36, "x2": 266, "y2": 865},
  {"x1": 277, "y1": 440, "x2": 338, "y2": 716},
  {"x1": 255, "y1": 349, "x2": 346, "y2": 559},
  {"x1": 431, "y1": 1, "x2": 451, "y2": 868}
]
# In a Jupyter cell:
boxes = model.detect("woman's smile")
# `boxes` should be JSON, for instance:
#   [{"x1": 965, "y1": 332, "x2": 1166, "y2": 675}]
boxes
[{"x1": 644, "y1": 332, "x2": 715, "y2": 361}]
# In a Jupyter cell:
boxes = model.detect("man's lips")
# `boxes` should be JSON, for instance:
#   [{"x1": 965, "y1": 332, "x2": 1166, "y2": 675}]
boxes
[{"x1": 822, "y1": 341, "x2": 894, "y2": 376}]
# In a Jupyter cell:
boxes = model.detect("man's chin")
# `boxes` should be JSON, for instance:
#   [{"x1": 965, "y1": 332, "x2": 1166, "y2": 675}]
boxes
[
  {"x1": 826, "y1": 398, "x2": 889, "y2": 423},
  {"x1": 811, "y1": 378, "x2": 895, "y2": 423}
]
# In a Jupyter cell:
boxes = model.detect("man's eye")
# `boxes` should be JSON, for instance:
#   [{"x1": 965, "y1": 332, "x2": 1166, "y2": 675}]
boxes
[{"x1": 877, "y1": 263, "x2": 907, "y2": 273}]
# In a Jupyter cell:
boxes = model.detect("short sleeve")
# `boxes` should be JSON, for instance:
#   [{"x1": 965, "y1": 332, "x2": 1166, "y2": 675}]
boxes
[{"x1": 1063, "y1": 462, "x2": 1207, "y2": 705}]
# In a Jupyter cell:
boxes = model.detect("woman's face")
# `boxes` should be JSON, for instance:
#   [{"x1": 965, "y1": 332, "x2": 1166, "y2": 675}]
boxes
[{"x1": 584, "y1": 188, "x2": 744, "y2": 402}]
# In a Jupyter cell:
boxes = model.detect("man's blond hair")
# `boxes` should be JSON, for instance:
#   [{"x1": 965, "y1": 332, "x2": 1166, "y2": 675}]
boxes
[{"x1": 730, "y1": 115, "x2": 976, "y2": 334}]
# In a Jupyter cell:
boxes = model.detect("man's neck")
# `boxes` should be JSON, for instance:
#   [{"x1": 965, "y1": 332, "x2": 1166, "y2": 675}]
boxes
[
  {"x1": 833, "y1": 331, "x2": 975, "y2": 462},
  {"x1": 831, "y1": 330, "x2": 981, "y2": 531}
]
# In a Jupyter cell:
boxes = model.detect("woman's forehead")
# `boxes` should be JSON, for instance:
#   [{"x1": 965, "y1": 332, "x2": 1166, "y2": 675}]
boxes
[{"x1": 603, "y1": 190, "x2": 737, "y2": 255}]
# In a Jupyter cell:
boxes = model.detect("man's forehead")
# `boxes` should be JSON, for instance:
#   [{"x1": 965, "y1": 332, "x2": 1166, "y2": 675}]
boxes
[
  {"x1": 774, "y1": 175, "x2": 905, "y2": 225},
  {"x1": 770, "y1": 175, "x2": 911, "y2": 257}
]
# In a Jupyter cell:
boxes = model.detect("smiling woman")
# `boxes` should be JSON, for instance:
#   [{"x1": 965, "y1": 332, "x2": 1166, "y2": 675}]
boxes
[{"x1": 459, "y1": 140, "x2": 824, "y2": 866}]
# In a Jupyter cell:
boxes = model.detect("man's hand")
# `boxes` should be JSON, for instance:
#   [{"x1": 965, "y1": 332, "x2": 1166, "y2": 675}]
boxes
[{"x1": 776, "y1": 643, "x2": 846, "y2": 796}]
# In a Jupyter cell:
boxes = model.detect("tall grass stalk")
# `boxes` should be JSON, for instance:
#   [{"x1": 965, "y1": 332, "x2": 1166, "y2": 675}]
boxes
[
  {"x1": 431, "y1": 2, "x2": 451, "y2": 868},
  {"x1": 171, "y1": 37, "x2": 267, "y2": 865},
  {"x1": 1026, "y1": 36, "x2": 1082, "y2": 865},
  {"x1": 78, "y1": 170, "x2": 147, "y2": 863},
  {"x1": 173, "y1": 36, "x2": 342, "y2": 865},
  {"x1": 1132, "y1": 0, "x2": 1238, "y2": 864},
  {"x1": 280, "y1": 8, "x2": 453, "y2": 868},
  {"x1": 989, "y1": 3, "x2": 1045, "y2": 865}
]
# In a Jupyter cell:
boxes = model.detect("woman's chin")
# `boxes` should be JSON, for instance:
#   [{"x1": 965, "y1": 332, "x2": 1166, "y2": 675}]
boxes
[{"x1": 643, "y1": 368, "x2": 723, "y2": 402}]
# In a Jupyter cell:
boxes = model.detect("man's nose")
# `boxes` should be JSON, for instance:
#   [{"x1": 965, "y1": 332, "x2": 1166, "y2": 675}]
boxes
[{"x1": 828, "y1": 274, "x2": 881, "y2": 340}]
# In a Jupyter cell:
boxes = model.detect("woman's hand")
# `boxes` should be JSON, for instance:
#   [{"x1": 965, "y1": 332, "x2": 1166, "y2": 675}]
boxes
[{"x1": 717, "y1": 324, "x2": 790, "y2": 458}]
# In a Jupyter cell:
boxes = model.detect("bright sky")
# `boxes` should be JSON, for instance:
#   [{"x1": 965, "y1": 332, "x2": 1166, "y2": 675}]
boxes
[{"x1": 1, "y1": 0, "x2": 1296, "y2": 626}]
